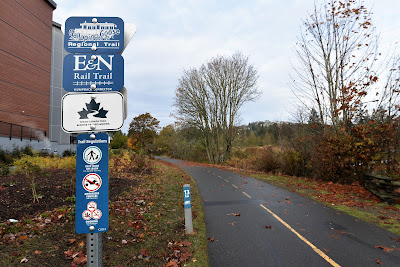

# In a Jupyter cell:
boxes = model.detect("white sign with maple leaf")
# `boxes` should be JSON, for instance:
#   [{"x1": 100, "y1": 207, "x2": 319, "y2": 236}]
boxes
[{"x1": 62, "y1": 92, "x2": 124, "y2": 133}]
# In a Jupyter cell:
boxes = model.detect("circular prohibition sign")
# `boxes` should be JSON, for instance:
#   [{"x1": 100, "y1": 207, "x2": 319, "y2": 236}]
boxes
[{"x1": 82, "y1": 173, "x2": 102, "y2": 192}]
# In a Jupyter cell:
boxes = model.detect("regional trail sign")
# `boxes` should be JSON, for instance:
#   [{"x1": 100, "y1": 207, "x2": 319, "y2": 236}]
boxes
[
  {"x1": 63, "y1": 54, "x2": 124, "y2": 92},
  {"x1": 65, "y1": 17, "x2": 124, "y2": 53},
  {"x1": 62, "y1": 92, "x2": 124, "y2": 133}
]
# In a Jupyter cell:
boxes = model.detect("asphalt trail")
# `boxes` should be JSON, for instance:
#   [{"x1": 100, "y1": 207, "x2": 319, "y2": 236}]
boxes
[{"x1": 158, "y1": 157, "x2": 400, "y2": 267}]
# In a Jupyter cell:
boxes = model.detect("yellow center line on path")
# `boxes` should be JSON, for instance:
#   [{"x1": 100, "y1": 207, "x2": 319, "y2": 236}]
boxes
[
  {"x1": 232, "y1": 184, "x2": 239, "y2": 189},
  {"x1": 259, "y1": 204, "x2": 340, "y2": 267},
  {"x1": 242, "y1": 192, "x2": 252, "y2": 198},
  {"x1": 224, "y1": 179, "x2": 230, "y2": 183}
]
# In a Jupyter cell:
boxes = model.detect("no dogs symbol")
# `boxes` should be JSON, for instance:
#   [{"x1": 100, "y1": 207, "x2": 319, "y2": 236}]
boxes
[
  {"x1": 82, "y1": 173, "x2": 102, "y2": 192},
  {"x1": 83, "y1": 146, "x2": 102, "y2": 165}
]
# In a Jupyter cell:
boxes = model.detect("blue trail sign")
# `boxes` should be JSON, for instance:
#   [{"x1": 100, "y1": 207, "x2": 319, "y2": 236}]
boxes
[
  {"x1": 65, "y1": 17, "x2": 124, "y2": 53},
  {"x1": 75, "y1": 133, "x2": 109, "y2": 234},
  {"x1": 63, "y1": 54, "x2": 124, "y2": 92},
  {"x1": 183, "y1": 185, "x2": 191, "y2": 209}
]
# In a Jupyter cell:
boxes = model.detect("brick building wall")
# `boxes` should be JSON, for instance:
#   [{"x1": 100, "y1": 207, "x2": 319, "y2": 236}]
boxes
[{"x1": 0, "y1": 0, "x2": 56, "y2": 138}]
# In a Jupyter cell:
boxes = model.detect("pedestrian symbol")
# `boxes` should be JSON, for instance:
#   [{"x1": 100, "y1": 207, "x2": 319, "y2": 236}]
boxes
[
  {"x1": 83, "y1": 146, "x2": 102, "y2": 164},
  {"x1": 82, "y1": 173, "x2": 102, "y2": 192}
]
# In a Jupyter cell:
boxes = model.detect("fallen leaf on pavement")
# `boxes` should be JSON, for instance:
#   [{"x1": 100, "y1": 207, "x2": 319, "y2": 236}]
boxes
[
  {"x1": 375, "y1": 259, "x2": 382, "y2": 264},
  {"x1": 208, "y1": 237, "x2": 215, "y2": 242},
  {"x1": 390, "y1": 236, "x2": 400, "y2": 242},
  {"x1": 264, "y1": 225, "x2": 272, "y2": 229},
  {"x1": 375, "y1": 245, "x2": 400, "y2": 253}
]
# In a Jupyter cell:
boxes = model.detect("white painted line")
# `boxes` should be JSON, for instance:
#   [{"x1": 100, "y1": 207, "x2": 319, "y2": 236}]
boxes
[
  {"x1": 224, "y1": 179, "x2": 230, "y2": 183},
  {"x1": 232, "y1": 184, "x2": 239, "y2": 189},
  {"x1": 259, "y1": 204, "x2": 340, "y2": 267},
  {"x1": 242, "y1": 192, "x2": 252, "y2": 198}
]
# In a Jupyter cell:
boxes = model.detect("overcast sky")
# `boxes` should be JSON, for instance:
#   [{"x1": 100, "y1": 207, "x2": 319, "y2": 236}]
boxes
[{"x1": 53, "y1": 0, "x2": 400, "y2": 133}]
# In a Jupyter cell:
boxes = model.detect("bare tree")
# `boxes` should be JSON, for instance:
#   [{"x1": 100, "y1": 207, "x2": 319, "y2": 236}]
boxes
[
  {"x1": 174, "y1": 52, "x2": 260, "y2": 163},
  {"x1": 290, "y1": 0, "x2": 380, "y2": 130},
  {"x1": 376, "y1": 54, "x2": 400, "y2": 119}
]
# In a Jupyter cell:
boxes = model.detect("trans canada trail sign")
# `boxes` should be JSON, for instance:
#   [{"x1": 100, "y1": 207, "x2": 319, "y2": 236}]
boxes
[
  {"x1": 62, "y1": 92, "x2": 124, "y2": 133},
  {"x1": 75, "y1": 133, "x2": 109, "y2": 234},
  {"x1": 63, "y1": 53, "x2": 124, "y2": 92},
  {"x1": 65, "y1": 17, "x2": 124, "y2": 53}
]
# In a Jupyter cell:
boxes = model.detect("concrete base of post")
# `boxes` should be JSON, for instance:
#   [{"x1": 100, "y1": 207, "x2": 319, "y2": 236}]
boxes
[{"x1": 184, "y1": 208, "x2": 193, "y2": 234}]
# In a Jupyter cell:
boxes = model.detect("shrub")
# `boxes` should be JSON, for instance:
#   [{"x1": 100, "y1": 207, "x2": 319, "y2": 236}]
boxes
[
  {"x1": 62, "y1": 149, "x2": 76, "y2": 157},
  {"x1": 110, "y1": 131, "x2": 128, "y2": 149},
  {"x1": 109, "y1": 150, "x2": 152, "y2": 178},
  {"x1": 310, "y1": 132, "x2": 361, "y2": 184},
  {"x1": 251, "y1": 146, "x2": 280, "y2": 173},
  {"x1": 279, "y1": 149, "x2": 305, "y2": 177},
  {"x1": 13, "y1": 155, "x2": 76, "y2": 172},
  {"x1": 0, "y1": 147, "x2": 13, "y2": 165},
  {"x1": 16, "y1": 160, "x2": 42, "y2": 202},
  {"x1": 0, "y1": 164, "x2": 10, "y2": 175},
  {"x1": 231, "y1": 149, "x2": 249, "y2": 160}
]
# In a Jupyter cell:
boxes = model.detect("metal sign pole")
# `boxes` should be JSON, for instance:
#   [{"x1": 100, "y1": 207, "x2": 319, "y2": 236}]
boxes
[{"x1": 87, "y1": 232, "x2": 102, "y2": 267}]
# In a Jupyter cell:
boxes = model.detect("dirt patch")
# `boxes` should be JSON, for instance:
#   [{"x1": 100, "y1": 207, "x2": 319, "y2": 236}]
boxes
[{"x1": 0, "y1": 170, "x2": 140, "y2": 222}]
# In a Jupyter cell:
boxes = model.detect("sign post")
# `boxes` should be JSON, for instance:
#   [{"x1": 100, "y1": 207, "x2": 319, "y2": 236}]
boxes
[
  {"x1": 183, "y1": 184, "x2": 193, "y2": 234},
  {"x1": 62, "y1": 16, "x2": 135, "y2": 266}
]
